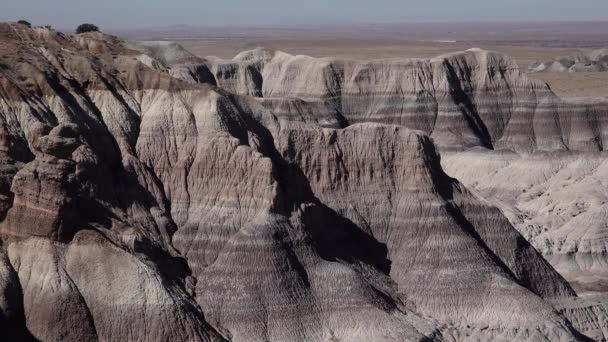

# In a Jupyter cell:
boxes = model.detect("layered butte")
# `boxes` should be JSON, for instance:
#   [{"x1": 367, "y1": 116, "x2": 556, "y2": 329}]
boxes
[
  {"x1": 152, "y1": 41, "x2": 608, "y2": 330},
  {"x1": 170, "y1": 46, "x2": 608, "y2": 154},
  {"x1": 0, "y1": 22, "x2": 608, "y2": 341}
]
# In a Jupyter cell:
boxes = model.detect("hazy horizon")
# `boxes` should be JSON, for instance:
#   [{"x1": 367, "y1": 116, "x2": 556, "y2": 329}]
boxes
[{"x1": 3, "y1": 0, "x2": 608, "y2": 30}]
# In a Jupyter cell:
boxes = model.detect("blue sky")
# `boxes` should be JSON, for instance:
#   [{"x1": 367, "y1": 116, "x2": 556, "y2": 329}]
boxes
[{"x1": 3, "y1": 0, "x2": 608, "y2": 29}]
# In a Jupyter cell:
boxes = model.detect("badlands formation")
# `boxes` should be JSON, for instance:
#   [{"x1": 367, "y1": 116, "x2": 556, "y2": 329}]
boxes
[
  {"x1": 1, "y1": 22, "x2": 608, "y2": 342},
  {"x1": 529, "y1": 48, "x2": 608, "y2": 73}
]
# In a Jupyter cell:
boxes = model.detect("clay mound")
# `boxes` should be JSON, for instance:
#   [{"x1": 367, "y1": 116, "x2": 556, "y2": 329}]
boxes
[{"x1": 529, "y1": 48, "x2": 608, "y2": 73}]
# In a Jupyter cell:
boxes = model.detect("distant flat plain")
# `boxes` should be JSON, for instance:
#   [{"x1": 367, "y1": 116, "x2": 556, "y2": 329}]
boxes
[{"x1": 114, "y1": 22, "x2": 608, "y2": 97}]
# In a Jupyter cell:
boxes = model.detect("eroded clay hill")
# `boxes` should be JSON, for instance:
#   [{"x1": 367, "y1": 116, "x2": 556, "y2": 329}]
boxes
[
  {"x1": 0, "y1": 22, "x2": 607, "y2": 341},
  {"x1": 529, "y1": 49, "x2": 608, "y2": 73},
  {"x1": 151, "y1": 44, "x2": 608, "y2": 154},
  {"x1": 151, "y1": 41, "x2": 608, "y2": 317}
]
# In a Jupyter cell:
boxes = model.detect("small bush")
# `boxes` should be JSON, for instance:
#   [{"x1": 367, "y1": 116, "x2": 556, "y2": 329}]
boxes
[
  {"x1": 75, "y1": 23, "x2": 99, "y2": 34},
  {"x1": 17, "y1": 20, "x2": 31, "y2": 27}
]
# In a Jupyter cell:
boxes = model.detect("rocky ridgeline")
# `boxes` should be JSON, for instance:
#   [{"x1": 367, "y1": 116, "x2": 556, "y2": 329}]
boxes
[
  {"x1": 148, "y1": 41, "x2": 608, "y2": 310},
  {"x1": 0, "y1": 22, "x2": 607, "y2": 341},
  {"x1": 145, "y1": 44, "x2": 608, "y2": 154}
]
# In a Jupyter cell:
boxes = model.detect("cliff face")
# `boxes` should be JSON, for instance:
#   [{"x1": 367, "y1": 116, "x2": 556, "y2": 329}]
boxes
[
  {"x1": 0, "y1": 23, "x2": 226, "y2": 342},
  {"x1": 0, "y1": 22, "x2": 605, "y2": 341},
  {"x1": 189, "y1": 47, "x2": 608, "y2": 154},
  {"x1": 167, "y1": 45, "x2": 608, "y2": 332}
]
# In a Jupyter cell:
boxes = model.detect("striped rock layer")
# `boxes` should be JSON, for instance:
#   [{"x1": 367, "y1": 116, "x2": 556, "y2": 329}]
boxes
[
  {"x1": 0, "y1": 22, "x2": 606, "y2": 341},
  {"x1": 158, "y1": 45, "x2": 608, "y2": 340},
  {"x1": 183, "y1": 47, "x2": 608, "y2": 154}
]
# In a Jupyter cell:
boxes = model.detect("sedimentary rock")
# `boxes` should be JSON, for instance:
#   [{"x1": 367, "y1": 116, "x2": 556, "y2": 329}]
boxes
[
  {"x1": 529, "y1": 49, "x2": 608, "y2": 73},
  {"x1": 1, "y1": 21, "x2": 607, "y2": 341},
  {"x1": 159, "y1": 46, "x2": 608, "y2": 313},
  {"x1": 442, "y1": 151, "x2": 608, "y2": 293},
  {"x1": 0, "y1": 23, "x2": 225, "y2": 342},
  {"x1": 160, "y1": 46, "x2": 608, "y2": 153}
]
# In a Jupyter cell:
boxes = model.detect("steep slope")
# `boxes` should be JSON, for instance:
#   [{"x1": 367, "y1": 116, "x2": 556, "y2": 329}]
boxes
[
  {"x1": 0, "y1": 22, "x2": 225, "y2": 341},
  {"x1": 132, "y1": 85, "x2": 439, "y2": 341},
  {"x1": 0, "y1": 22, "x2": 605, "y2": 341},
  {"x1": 0, "y1": 23, "x2": 440, "y2": 341},
  {"x1": 441, "y1": 149, "x2": 608, "y2": 339},
  {"x1": 151, "y1": 44, "x2": 608, "y2": 321},
  {"x1": 443, "y1": 151, "x2": 608, "y2": 293},
  {"x1": 271, "y1": 122, "x2": 588, "y2": 339},
  {"x1": 179, "y1": 47, "x2": 608, "y2": 153}
]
